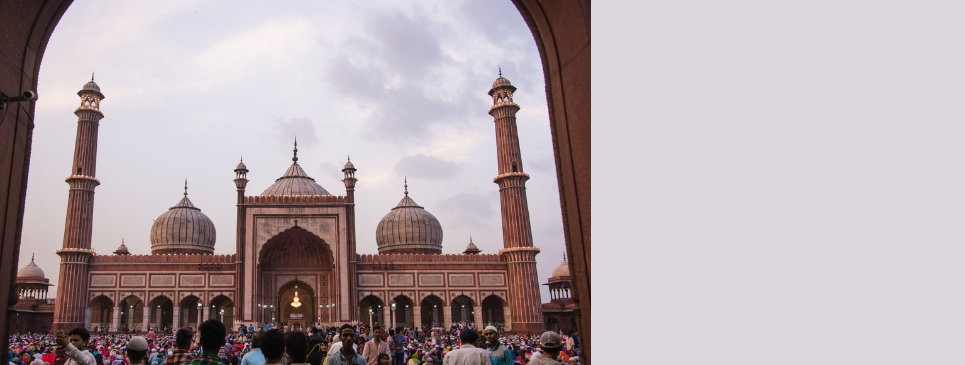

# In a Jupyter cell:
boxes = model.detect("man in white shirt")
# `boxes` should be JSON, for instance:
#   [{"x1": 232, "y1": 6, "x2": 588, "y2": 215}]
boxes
[
  {"x1": 361, "y1": 326, "x2": 390, "y2": 365},
  {"x1": 54, "y1": 328, "x2": 96, "y2": 365},
  {"x1": 441, "y1": 330, "x2": 490, "y2": 365}
]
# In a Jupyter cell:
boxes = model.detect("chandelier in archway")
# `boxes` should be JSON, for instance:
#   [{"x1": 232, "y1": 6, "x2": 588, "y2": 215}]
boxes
[{"x1": 291, "y1": 291, "x2": 302, "y2": 308}]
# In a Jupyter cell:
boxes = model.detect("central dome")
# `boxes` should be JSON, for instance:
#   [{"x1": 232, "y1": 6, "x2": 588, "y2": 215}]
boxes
[
  {"x1": 150, "y1": 183, "x2": 216, "y2": 255},
  {"x1": 376, "y1": 183, "x2": 443, "y2": 254},
  {"x1": 261, "y1": 163, "x2": 331, "y2": 196},
  {"x1": 17, "y1": 254, "x2": 45, "y2": 279}
]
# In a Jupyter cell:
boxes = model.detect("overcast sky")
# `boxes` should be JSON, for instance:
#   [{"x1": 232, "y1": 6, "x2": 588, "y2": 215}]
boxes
[{"x1": 20, "y1": 0, "x2": 566, "y2": 303}]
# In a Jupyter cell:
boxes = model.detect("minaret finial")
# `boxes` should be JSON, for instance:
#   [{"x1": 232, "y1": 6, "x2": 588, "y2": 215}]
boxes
[
  {"x1": 91, "y1": 72, "x2": 94, "y2": 82},
  {"x1": 563, "y1": 252, "x2": 567, "y2": 262},
  {"x1": 498, "y1": 66, "x2": 502, "y2": 77},
  {"x1": 347, "y1": 155, "x2": 350, "y2": 162},
  {"x1": 31, "y1": 253, "x2": 34, "y2": 262},
  {"x1": 293, "y1": 137, "x2": 299, "y2": 163},
  {"x1": 404, "y1": 177, "x2": 408, "y2": 196},
  {"x1": 470, "y1": 236, "x2": 473, "y2": 243},
  {"x1": 240, "y1": 155, "x2": 243, "y2": 162},
  {"x1": 184, "y1": 179, "x2": 188, "y2": 196}
]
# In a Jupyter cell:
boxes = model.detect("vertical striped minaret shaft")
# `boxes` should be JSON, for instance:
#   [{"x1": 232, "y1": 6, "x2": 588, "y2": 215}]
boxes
[
  {"x1": 489, "y1": 74, "x2": 544, "y2": 333},
  {"x1": 234, "y1": 159, "x2": 249, "y2": 325},
  {"x1": 53, "y1": 79, "x2": 104, "y2": 332}
]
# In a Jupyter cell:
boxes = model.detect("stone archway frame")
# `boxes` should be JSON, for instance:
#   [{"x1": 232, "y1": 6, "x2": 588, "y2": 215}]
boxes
[
  {"x1": 478, "y1": 291, "x2": 508, "y2": 306},
  {"x1": 258, "y1": 225, "x2": 336, "y2": 269},
  {"x1": 357, "y1": 291, "x2": 385, "y2": 304},
  {"x1": 179, "y1": 292, "x2": 205, "y2": 306},
  {"x1": 448, "y1": 291, "x2": 477, "y2": 307},
  {"x1": 208, "y1": 291, "x2": 234, "y2": 303},
  {"x1": 149, "y1": 292, "x2": 175, "y2": 305},
  {"x1": 418, "y1": 291, "x2": 446, "y2": 303},
  {"x1": 88, "y1": 292, "x2": 116, "y2": 306},
  {"x1": 119, "y1": 291, "x2": 145, "y2": 305},
  {"x1": 0, "y1": 1, "x2": 589, "y2": 361},
  {"x1": 388, "y1": 292, "x2": 415, "y2": 304}
]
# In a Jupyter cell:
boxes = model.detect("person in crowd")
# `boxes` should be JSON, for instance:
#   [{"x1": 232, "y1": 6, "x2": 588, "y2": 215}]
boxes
[
  {"x1": 163, "y1": 329, "x2": 195, "y2": 365},
  {"x1": 360, "y1": 327, "x2": 389, "y2": 365},
  {"x1": 54, "y1": 328, "x2": 96, "y2": 365},
  {"x1": 526, "y1": 333, "x2": 561, "y2": 365},
  {"x1": 390, "y1": 328, "x2": 405, "y2": 365},
  {"x1": 285, "y1": 331, "x2": 309, "y2": 365},
  {"x1": 183, "y1": 320, "x2": 227, "y2": 365},
  {"x1": 239, "y1": 331, "x2": 264, "y2": 365},
  {"x1": 441, "y1": 330, "x2": 489, "y2": 365},
  {"x1": 481, "y1": 327, "x2": 512, "y2": 365},
  {"x1": 124, "y1": 337, "x2": 148, "y2": 365},
  {"x1": 259, "y1": 330, "x2": 285, "y2": 365},
  {"x1": 375, "y1": 355, "x2": 390, "y2": 365},
  {"x1": 325, "y1": 324, "x2": 365, "y2": 365}
]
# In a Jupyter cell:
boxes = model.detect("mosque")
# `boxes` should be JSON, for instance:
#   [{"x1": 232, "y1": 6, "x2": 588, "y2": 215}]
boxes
[{"x1": 25, "y1": 74, "x2": 575, "y2": 335}]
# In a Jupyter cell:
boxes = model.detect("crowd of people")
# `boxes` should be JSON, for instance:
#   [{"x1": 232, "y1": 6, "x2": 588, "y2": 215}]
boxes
[{"x1": 8, "y1": 321, "x2": 580, "y2": 365}]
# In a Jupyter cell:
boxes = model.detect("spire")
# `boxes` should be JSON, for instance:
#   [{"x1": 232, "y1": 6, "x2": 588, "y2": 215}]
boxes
[
  {"x1": 91, "y1": 72, "x2": 94, "y2": 82},
  {"x1": 563, "y1": 252, "x2": 567, "y2": 262},
  {"x1": 404, "y1": 177, "x2": 408, "y2": 196},
  {"x1": 292, "y1": 137, "x2": 299, "y2": 163},
  {"x1": 31, "y1": 253, "x2": 34, "y2": 262},
  {"x1": 184, "y1": 179, "x2": 188, "y2": 196},
  {"x1": 498, "y1": 66, "x2": 502, "y2": 77}
]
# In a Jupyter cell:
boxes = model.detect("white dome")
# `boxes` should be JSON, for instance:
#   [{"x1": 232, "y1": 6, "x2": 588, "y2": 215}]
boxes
[
  {"x1": 17, "y1": 255, "x2": 45, "y2": 278},
  {"x1": 150, "y1": 192, "x2": 216, "y2": 255}
]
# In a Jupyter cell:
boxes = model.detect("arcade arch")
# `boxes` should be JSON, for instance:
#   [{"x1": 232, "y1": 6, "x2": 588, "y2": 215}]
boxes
[
  {"x1": 420, "y1": 295, "x2": 444, "y2": 327},
  {"x1": 450, "y1": 295, "x2": 475, "y2": 324},
  {"x1": 390, "y1": 295, "x2": 415, "y2": 328},
  {"x1": 118, "y1": 295, "x2": 143, "y2": 332},
  {"x1": 89, "y1": 296, "x2": 113, "y2": 329},
  {"x1": 359, "y1": 295, "x2": 384, "y2": 328},
  {"x1": 277, "y1": 280, "x2": 314, "y2": 329},
  {"x1": 148, "y1": 295, "x2": 174, "y2": 331},
  {"x1": 481, "y1": 295, "x2": 506, "y2": 328},
  {"x1": 178, "y1": 295, "x2": 202, "y2": 329},
  {"x1": 209, "y1": 295, "x2": 234, "y2": 327}
]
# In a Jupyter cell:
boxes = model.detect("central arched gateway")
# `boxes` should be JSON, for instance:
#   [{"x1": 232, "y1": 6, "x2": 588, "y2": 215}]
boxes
[{"x1": 257, "y1": 226, "x2": 335, "y2": 326}]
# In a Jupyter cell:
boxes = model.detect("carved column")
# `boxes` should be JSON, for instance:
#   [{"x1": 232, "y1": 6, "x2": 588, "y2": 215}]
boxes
[
  {"x1": 413, "y1": 306, "x2": 421, "y2": 328},
  {"x1": 84, "y1": 308, "x2": 92, "y2": 329},
  {"x1": 502, "y1": 306, "x2": 511, "y2": 332},
  {"x1": 172, "y1": 307, "x2": 180, "y2": 329},
  {"x1": 142, "y1": 306, "x2": 149, "y2": 331},
  {"x1": 112, "y1": 306, "x2": 121, "y2": 332},
  {"x1": 383, "y1": 307, "x2": 390, "y2": 330},
  {"x1": 442, "y1": 305, "x2": 451, "y2": 329},
  {"x1": 474, "y1": 309, "x2": 483, "y2": 330}
]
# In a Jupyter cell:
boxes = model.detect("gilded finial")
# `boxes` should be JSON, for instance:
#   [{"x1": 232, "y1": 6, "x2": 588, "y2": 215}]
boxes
[
  {"x1": 293, "y1": 137, "x2": 299, "y2": 163},
  {"x1": 404, "y1": 177, "x2": 408, "y2": 196},
  {"x1": 184, "y1": 179, "x2": 188, "y2": 196}
]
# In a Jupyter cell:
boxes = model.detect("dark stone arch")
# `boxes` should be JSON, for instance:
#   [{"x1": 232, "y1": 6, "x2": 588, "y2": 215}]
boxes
[
  {"x1": 89, "y1": 295, "x2": 114, "y2": 329},
  {"x1": 420, "y1": 295, "x2": 445, "y2": 327},
  {"x1": 276, "y1": 279, "x2": 314, "y2": 328},
  {"x1": 481, "y1": 295, "x2": 506, "y2": 329},
  {"x1": 209, "y1": 295, "x2": 234, "y2": 327},
  {"x1": 450, "y1": 295, "x2": 475, "y2": 324},
  {"x1": 359, "y1": 294, "x2": 384, "y2": 327},
  {"x1": 389, "y1": 295, "x2": 415, "y2": 328},
  {"x1": 0, "y1": 1, "x2": 589, "y2": 360},
  {"x1": 148, "y1": 295, "x2": 174, "y2": 331},
  {"x1": 259, "y1": 226, "x2": 334, "y2": 269}
]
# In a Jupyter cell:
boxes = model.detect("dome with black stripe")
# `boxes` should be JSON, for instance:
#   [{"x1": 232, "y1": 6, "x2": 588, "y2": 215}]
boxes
[
  {"x1": 375, "y1": 181, "x2": 443, "y2": 254},
  {"x1": 150, "y1": 182, "x2": 216, "y2": 255}
]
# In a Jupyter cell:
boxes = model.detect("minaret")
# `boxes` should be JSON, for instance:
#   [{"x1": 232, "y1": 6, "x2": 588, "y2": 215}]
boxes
[
  {"x1": 488, "y1": 70, "x2": 544, "y2": 333},
  {"x1": 341, "y1": 155, "x2": 359, "y2": 321},
  {"x1": 234, "y1": 158, "x2": 248, "y2": 326},
  {"x1": 53, "y1": 76, "x2": 105, "y2": 332}
]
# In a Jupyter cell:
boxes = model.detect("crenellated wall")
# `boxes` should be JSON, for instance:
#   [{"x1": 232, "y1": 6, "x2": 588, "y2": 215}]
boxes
[
  {"x1": 244, "y1": 195, "x2": 347, "y2": 204},
  {"x1": 356, "y1": 253, "x2": 504, "y2": 263},
  {"x1": 92, "y1": 253, "x2": 236, "y2": 264}
]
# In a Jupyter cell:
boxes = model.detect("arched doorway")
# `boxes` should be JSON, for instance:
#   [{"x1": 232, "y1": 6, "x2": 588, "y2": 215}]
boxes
[
  {"x1": 481, "y1": 295, "x2": 505, "y2": 328},
  {"x1": 118, "y1": 296, "x2": 144, "y2": 332},
  {"x1": 179, "y1": 295, "x2": 202, "y2": 329},
  {"x1": 450, "y1": 295, "x2": 475, "y2": 325},
  {"x1": 209, "y1": 295, "x2": 234, "y2": 327},
  {"x1": 148, "y1": 296, "x2": 174, "y2": 331},
  {"x1": 277, "y1": 280, "x2": 314, "y2": 329},
  {"x1": 359, "y1": 295, "x2": 384, "y2": 328},
  {"x1": 258, "y1": 226, "x2": 334, "y2": 326},
  {"x1": 90, "y1": 296, "x2": 113, "y2": 329},
  {"x1": 390, "y1": 295, "x2": 414, "y2": 328},
  {"x1": 420, "y1": 295, "x2": 444, "y2": 327}
]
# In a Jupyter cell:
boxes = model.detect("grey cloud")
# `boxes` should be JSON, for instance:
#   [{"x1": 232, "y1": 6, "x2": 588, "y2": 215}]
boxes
[
  {"x1": 318, "y1": 162, "x2": 344, "y2": 182},
  {"x1": 393, "y1": 153, "x2": 461, "y2": 180},
  {"x1": 366, "y1": 10, "x2": 446, "y2": 79},
  {"x1": 458, "y1": 1, "x2": 527, "y2": 44},
  {"x1": 527, "y1": 157, "x2": 556, "y2": 173},
  {"x1": 435, "y1": 192, "x2": 498, "y2": 229},
  {"x1": 271, "y1": 117, "x2": 319, "y2": 148}
]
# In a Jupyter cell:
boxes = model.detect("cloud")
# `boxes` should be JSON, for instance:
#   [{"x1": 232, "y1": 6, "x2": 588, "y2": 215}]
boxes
[
  {"x1": 527, "y1": 157, "x2": 556, "y2": 173},
  {"x1": 271, "y1": 117, "x2": 319, "y2": 148},
  {"x1": 434, "y1": 192, "x2": 498, "y2": 228},
  {"x1": 318, "y1": 162, "x2": 344, "y2": 182},
  {"x1": 393, "y1": 153, "x2": 461, "y2": 180}
]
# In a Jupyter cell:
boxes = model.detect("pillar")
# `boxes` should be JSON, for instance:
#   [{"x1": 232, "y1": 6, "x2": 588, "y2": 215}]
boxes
[
  {"x1": 413, "y1": 306, "x2": 421, "y2": 329},
  {"x1": 142, "y1": 306, "x2": 150, "y2": 331},
  {"x1": 443, "y1": 305, "x2": 452, "y2": 329},
  {"x1": 502, "y1": 306, "x2": 511, "y2": 332},
  {"x1": 84, "y1": 308, "x2": 92, "y2": 329},
  {"x1": 172, "y1": 307, "x2": 180, "y2": 329},
  {"x1": 112, "y1": 306, "x2": 121, "y2": 332},
  {"x1": 474, "y1": 309, "x2": 483, "y2": 330}
]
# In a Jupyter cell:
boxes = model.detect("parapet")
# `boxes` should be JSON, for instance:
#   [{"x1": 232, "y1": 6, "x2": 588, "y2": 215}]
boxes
[
  {"x1": 356, "y1": 253, "x2": 504, "y2": 263},
  {"x1": 92, "y1": 253, "x2": 236, "y2": 263},
  {"x1": 244, "y1": 194, "x2": 347, "y2": 205}
]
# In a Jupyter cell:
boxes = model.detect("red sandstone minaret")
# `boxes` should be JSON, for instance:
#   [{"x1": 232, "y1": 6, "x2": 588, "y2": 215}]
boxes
[
  {"x1": 489, "y1": 70, "x2": 545, "y2": 333},
  {"x1": 53, "y1": 76, "x2": 105, "y2": 332}
]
